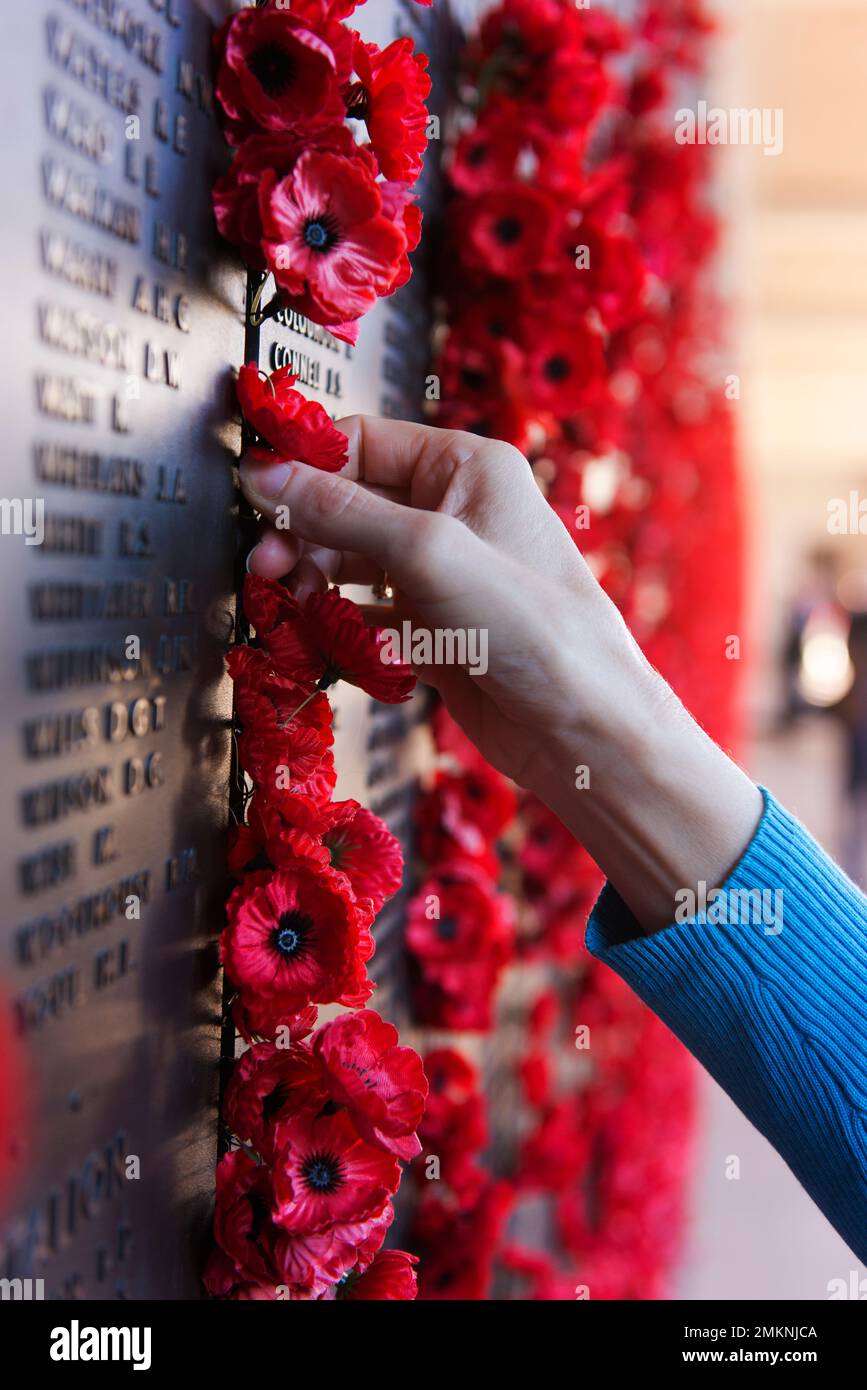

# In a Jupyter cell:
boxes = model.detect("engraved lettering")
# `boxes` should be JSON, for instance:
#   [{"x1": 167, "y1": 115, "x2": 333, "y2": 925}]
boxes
[
  {"x1": 39, "y1": 230, "x2": 117, "y2": 299},
  {"x1": 43, "y1": 158, "x2": 141, "y2": 243}
]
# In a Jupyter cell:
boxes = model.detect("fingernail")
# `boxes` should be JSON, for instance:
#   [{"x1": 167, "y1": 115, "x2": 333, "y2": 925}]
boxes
[
  {"x1": 242, "y1": 458, "x2": 296, "y2": 499},
  {"x1": 245, "y1": 545, "x2": 260, "y2": 575}
]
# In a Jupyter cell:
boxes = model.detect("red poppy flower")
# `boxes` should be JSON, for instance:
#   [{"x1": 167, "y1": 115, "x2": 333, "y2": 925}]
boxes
[
  {"x1": 346, "y1": 36, "x2": 431, "y2": 183},
  {"x1": 204, "y1": 1151, "x2": 289, "y2": 1296},
  {"x1": 418, "y1": 1049, "x2": 488, "y2": 1178},
  {"x1": 545, "y1": 222, "x2": 647, "y2": 333},
  {"x1": 261, "y1": 146, "x2": 408, "y2": 329},
  {"x1": 223, "y1": 1041, "x2": 325, "y2": 1156},
  {"x1": 232, "y1": 996, "x2": 317, "y2": 1048},
  {"x1": 406, "y1": 864, "x2": 515, "y2": 1029},
  {"x1": 320, "y1": 805, "x2": 404, "y2": 911},
  {"x1": 271, "y1": 1201, "x2": 394, "y2": 1300},
  {"x1": 413, "y1": 1179, "x2": 513, "y2": 1301},
  {"x1": 455, "y1": 185, "x2": 559, "y2": 280},
  {"x1": 272, "y1": 1106, "x2": 401, "y2": 1234},
  {"x1": 243, "y1": 573, "x2": 298, "y2": 636},
  {"x1": 238, "y1": 726, "x2": 335, "y2": 812},
  {"x1": 438, "y1": 330, "x2": 530, "y2": 449},
  {"x1": 450, "y1": 96, "x2": 590, "y2": 201},
  {"x1": 337, "y1": 1249, "x2": 418, "y2": 1300},
  {"x1": 312, "y1": 1009, "x2": 428, "y2": 1160},
  {"x1": 519, "y1": 1047, "x2": 553, "y2": 1110},
  {"x1": 471, "y1": 0, "x2": 610, "y2": 131},
  {"x1": 518, "y1": 1099, "x2": 591, "y2": 1193},
  {"x1": 213, "y1": 6, "x2": 348, "y2": 146},
  {"x1": 228, "y1": 646, "x2": 337, "y2": 809},
  {"x1": 276, "y1": 807, "x2": 403, "y2": 912},
  {"x1": 426, "y1": 768, "x2": 516, "y2": 843},
  {"x1": 529, "y1": 987, "x2": 561, "y2": 1041},
  {"x1": 237, "y1": 364, "x2": 348, "y2": 471},
  {"x1": 378, "y1": 180, "x2": 423, "y2": 294},
  {"x1": 520, "y1": 800, "x2": 602, "y2": 912},
  {"x1": 228, "y1": 794, "x2": 402, "y2": 913},
  {"x1": 222, "y1": 866, "x2": 375, "y2": 1019},
  {"x1": 233, "y1": 791, "x2": 342, "y2": 865},
  {"x1": 524, "y1": 320, "x2": 607, "y2": 416},
  {"x1": 450, "y1": 101, "x2": 524, "y2": 197},
  {"x1": 205, "y1": 1149, "x2": 393, "y2": 1300},
  {"x1": 259, "y1": 585, "x2": 416, "y2": 703},
  {"x1": 213, "y1": 126, "x2": 360, "y2": 270}
]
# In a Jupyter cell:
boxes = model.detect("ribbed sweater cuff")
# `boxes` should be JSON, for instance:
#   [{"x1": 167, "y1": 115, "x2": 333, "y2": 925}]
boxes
[{"x1": 586, "y1": 789, "x2": 867, "y2": 1262}]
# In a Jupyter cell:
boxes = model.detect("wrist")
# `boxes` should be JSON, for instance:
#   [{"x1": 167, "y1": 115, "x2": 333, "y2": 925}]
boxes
[{"x1": 528, "y1": 630, "x2": 762, "y2": 933}]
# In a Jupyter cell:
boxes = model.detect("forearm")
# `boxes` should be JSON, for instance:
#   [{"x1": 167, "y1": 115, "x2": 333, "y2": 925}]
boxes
[
  {"x1": 528, "y1": 624, "x2": 764, "y2": 935},
  {"x1": 528, "y1": 620, "x2": 867, "y2": 1258}
]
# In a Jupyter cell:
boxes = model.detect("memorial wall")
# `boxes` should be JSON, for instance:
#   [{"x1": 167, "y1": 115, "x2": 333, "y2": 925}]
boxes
[{"x1": 0, "y1": 0, "x2": 441, "y2": 1299}]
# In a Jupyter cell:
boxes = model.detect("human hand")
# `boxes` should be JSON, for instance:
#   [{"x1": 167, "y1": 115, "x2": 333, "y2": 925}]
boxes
[
  {"x1": 240, "y1": 414, "x2": 763, "y2": 933},
  {"x1": 240, "y1": 415, "x2": 643, "y2": 795}
]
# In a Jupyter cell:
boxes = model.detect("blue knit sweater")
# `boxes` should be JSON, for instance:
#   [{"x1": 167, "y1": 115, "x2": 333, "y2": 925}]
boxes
[{"x1": 586, "y1": 789, "x2": 867, "y2": 1261}]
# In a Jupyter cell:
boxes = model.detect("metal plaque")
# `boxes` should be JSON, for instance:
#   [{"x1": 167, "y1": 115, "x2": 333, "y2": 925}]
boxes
[{"x1": 0, "y1": 0, "x2": 441, "y2": 1301}]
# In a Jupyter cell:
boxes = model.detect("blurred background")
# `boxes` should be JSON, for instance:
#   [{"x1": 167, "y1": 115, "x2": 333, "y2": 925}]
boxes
[{"x1": 680, "y1": 0, "x2": 867, "y2": 1299}]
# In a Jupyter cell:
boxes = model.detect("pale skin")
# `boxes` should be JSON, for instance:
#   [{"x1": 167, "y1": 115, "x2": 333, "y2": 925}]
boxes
[{"x1": 241, "y1": 415, "x2": 763, "y2": 936}]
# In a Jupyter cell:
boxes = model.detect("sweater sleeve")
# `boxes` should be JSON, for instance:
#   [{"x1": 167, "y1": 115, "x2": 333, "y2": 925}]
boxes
[{"x1": 585, "y1": 788, "x2": 867, "y2": 1262}]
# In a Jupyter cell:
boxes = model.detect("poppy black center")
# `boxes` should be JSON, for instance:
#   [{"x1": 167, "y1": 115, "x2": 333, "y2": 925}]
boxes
[
  {"x1": 494, "y1": 216, "x2": 522, "y2": 245},
  {"x1": 344, "y1": 81, "x2": 370, "y2": 122},
  {"x1": 261, "y1": 1080, "x2": 290, "y2": 1123},
  {"x1": 248, "y1": 43, "x2": 297, "y2": 98},
  {"x1": 272, "y1": 909, "x2": 314, "y2": 959},
  {"x1": 461, "y1": 367, "x2": 489, "y2": 393},
  {"x1": 246, "y1": 1190, "x2": 271, "y2": 1242},
  {"x1": 324, "y1": 827, "x2": 351, "y2": 870},
  {"x1": 303, "y1": 216, "x2": 340, "y2": 254},
  {"x1": 437, "y1": 915, "x2": 459, "y2": 941},
  {"x1": 544, "y1": 355, "x2": 571, "y2": 382},
  {"x1": 301, "y1": 1150, "x2": 345, "y2": 1193},
  {"x1": 317, "y1": 661, "x2": 343, "y2": 688}
]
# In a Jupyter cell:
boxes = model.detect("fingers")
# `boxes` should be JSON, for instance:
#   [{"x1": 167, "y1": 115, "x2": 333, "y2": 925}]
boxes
[
  {"x1": 336, "y1": 417, "x2": 558, "y2": 563},
  {"x1": 247, "y1": 527, "x2": 381, "y2": 589},
  {"x1": 334, "y1": 414, "x2": 482, "y2": 495},
  {"x1": 240, "y1": 456, "x2": 455, "y2": 597}
]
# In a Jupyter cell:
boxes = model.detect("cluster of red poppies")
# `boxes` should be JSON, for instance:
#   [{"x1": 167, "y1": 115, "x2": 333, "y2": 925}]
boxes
[
  {"x1": 207, "y1": 1, "x2": 444, "y2": 1300},
  {"x1": 212, "y1": 0, "x2": 432, "y2": 345},
  {"x1": 416, "y1": 0, "x2": 742, "y2": 1299},
  {"x1": 204, "y1": 1009, "x2": 427, "y2": 1300},
  {"x1": 411, "y1": 1049, "x2": 513, "y2": 1300},
  {"x1": 206, "y1": 568, "x2": 426, "y2": 1298},
  {"x1": 407, "y1": 750, "x2": 518, "y2": 1028},
  {"x1": 504, "y1": 967, "x2": 696, "y2": 1299}
]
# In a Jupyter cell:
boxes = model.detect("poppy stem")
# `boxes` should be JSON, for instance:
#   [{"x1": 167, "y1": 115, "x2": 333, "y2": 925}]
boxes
[{"x1": 282, "y1": 688, "x2": 319, "y2": 725}]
